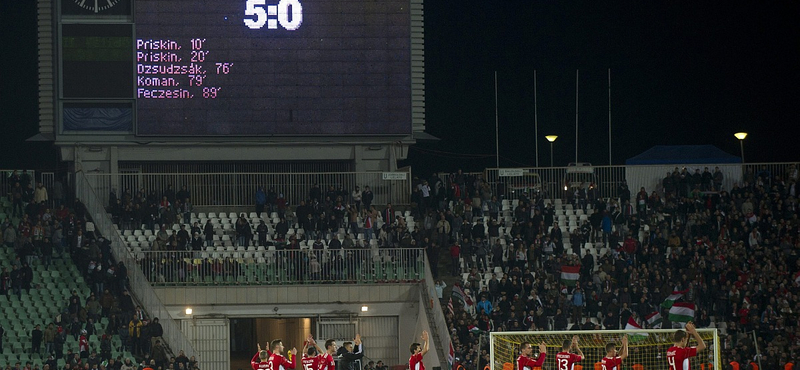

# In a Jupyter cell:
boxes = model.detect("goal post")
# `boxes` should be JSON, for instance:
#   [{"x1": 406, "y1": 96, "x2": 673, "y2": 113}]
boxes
[{"x1": 490, "y1": 329, "x2": 720, "y2": 370}]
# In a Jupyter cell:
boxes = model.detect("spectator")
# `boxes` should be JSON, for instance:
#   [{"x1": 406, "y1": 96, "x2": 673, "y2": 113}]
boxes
[
  {"x1": 34, "y1": 183, "x2": 48, "y2": 205},
  {"x1": 31, "y1": 324, "x2": 43, "y2": 354}
]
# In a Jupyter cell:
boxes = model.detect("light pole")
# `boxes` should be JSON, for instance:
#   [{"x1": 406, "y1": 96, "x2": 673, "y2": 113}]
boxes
[
  {"x1": 545, "y1": 135, "x2": 558, "y2": 167},
  {"x1": 734, "y1": 132, "x2": 748, "y2": 163}
]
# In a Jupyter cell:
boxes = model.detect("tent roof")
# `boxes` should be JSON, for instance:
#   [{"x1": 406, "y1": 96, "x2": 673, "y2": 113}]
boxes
[{"x1": 626, "y1": 145, "x2": 741, "y2": 165}]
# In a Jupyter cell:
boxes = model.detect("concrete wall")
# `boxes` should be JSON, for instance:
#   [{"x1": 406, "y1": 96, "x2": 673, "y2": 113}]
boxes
[
  {"x1": 60, "y1": 142, "x2": 410, "y2": 173},
  {"x1": 153, "y1": 284, "x2": 433, "y2": 370}
]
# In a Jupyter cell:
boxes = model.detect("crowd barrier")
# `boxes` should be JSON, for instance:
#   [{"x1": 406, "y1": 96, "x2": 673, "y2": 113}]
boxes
[
  {"x1": 136, "y1": 248, "x2": 426, "y2": 286},
  {"x1": 84, "y1": 171, "x2": 411, "y2": 208},
  {"x1": 478, "y1": 162, "x2": 798, "y2": 200}
]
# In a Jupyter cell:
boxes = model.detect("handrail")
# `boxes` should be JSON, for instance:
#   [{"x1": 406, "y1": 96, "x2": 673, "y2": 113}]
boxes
[
  {"x1": 421, "y1": 258, "x2": 452, "y2": 370},
  {"x1": 133, "y1": 248, "x2": 426, "y2": 286},
  {"x1": 83, "y1": 170, "x2": 412, "y2": 208},
  {"x1": 75, "y1": 171, "x2": 198, "y2": 360}
]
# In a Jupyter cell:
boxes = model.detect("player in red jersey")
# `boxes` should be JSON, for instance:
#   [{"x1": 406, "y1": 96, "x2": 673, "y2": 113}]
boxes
[
  {"x1": 316, "y1": 338, "x2": 337, "y2": 370},
  {"x1": 269, "y1": 339, "x2": 297, "y2": 370},
  {"x1": 409, "y1": 331, "x2": 430, "y2": 370},
  {"x1": 251, "y1": 343, "x2": 272, "y2": 370},
  {"x1": 555, "y1": 336, "x2": 584, "y2": 370},
  {"x1": 301, "y1": 335, "x2": 320, "y2": 370},
  {"x1": 516, "y1": 342, "x2": 547, "y2": 370},
  {"x1": 600, "y1": 336, "x2": 628, "y2": 370},
  {"x1": 667, "y1": 322, "x2": 706, "y2": 370}
]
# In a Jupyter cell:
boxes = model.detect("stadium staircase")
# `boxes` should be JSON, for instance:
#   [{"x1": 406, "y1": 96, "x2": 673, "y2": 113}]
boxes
[{"x1": 0, "y1": 246, "x2": 134, "y2": 367}]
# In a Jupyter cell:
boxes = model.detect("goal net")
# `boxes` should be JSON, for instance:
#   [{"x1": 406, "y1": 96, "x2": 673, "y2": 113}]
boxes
[{"x1": 490, "y1": 329, "x2": 720, "y2": 370}]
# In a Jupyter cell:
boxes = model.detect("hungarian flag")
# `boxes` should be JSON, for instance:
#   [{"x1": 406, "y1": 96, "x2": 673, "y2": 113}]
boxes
[
  {"x1": 661, "y1": 288, "x2": 689, "y2": 308},
  {"x1": 560, "y1": 265, "x2": 581, "y2": 287},
  {"x1": 645, "y1": 311, "x2": 662, "y2": 329},
  {"x1": 624, "y1": 317, "x2": 648, "y2": 342},
  {"x1": 668, "y1": 302, "x2": 695, "y2": 323},
  {"x1": 447, "y1": 298, "x2": 455, "y2": 316}
]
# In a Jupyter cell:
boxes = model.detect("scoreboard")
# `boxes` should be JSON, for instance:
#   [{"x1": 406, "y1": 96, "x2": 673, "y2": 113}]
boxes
[{"x1": 58, "y1": 0, "x2": 415, "y2": 137}]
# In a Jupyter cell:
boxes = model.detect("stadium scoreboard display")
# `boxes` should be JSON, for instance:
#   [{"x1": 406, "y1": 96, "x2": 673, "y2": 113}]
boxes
[{"x1": 58, "y1": 0, "x2": 415, "y2": 137}]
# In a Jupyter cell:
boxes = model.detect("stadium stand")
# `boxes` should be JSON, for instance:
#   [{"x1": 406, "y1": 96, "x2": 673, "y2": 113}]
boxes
[
  {"x1": 428, "y1": 169, "x2": 798, "y2": 370},
  {"x1": 1, "y1": 177, "x2": 197, "y2": 370},
  {"x1": 6, "y1": 165, "x2": 797, "y2": 369}
]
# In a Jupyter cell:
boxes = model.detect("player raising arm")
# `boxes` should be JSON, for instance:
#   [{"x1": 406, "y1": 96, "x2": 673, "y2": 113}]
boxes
[
  {"x1": 666, "y1": 322, "x2": 706, "y2": 370},
  {"x1": 517, "y1": 342, "x2": 547, "y2": 370},
  {"x1": 301, "y1": 335, "x2": 319, "y2": 370},
  {"x1": 268, "y1": 339, "x2": 297, "y2": 370},
  {"x1": 601, "y1": 336, "x2": 628, "y2": 370},
  {"x1": 555, "y1": 336, "x2": 583, "y2": 370},
  {"x1": 252, "y1": 343, "x2": 272, "y2": 370},
  {"x1": 337, "y1": 334, "x2": 364, "y2": 370},
  {"x1": 409, "y1": 331, "x2": 430, "y2": 370}
]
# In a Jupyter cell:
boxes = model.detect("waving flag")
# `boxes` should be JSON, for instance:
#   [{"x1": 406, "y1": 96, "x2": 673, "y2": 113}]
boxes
[
  {"x1": 661, "y1": 288, "x2": 689, "y2": 308},
  {"x1": 624, "y1": 317, "x2": 648, "y2": 342},
  {"x1": 668, "y1": 302, "x2": 696, "y2": 323},
  {"x1": 645, "y1": 311, "x2": 662, "y2": 329},
  {"x1": 560, "y1": 265, "x2": 581, "y2": 287}
]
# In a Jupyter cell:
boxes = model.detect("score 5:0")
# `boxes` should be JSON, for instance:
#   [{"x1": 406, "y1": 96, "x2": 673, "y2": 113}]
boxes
[{"x1": 244, "y1": 0, "x2": 303, "y2": 30}]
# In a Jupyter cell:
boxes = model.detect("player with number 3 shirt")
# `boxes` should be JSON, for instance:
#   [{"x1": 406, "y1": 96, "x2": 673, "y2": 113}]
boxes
[
  {"x1": 667, "y1": 322, "x2": 706, "y2": 370},
  {"x1": 555, "y1": 336, "x2": 584, "y2": 370}
]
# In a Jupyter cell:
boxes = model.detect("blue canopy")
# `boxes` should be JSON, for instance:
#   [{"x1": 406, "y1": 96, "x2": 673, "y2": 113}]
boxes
[{"x1": 626, "y1": 145, "x2": 742, "y2": 165}]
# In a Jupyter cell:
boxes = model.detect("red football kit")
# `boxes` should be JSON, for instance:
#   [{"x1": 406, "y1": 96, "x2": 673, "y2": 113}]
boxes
[
  {"x1": 600, "y1": 356, "x2": 622, "y2": 370},
  {"x1": 555, "y1": 352, "x2": 582, "y2": 370},
  {"x1": 667, "y1": 346, "x2": 698, "y2": 370},
  {"x1": 409, "y1": 353, "x2": 425, "y2": 370},
  {"x1": 516, "y1": 353, "x2": 545, "y2": 370},
  {"x1": 251, "y1": 350, "x2": 272, "y2": 370}
]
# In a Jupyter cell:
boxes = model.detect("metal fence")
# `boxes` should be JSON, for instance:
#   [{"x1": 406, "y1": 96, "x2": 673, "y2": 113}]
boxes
[
  {"x1": 75, "y1": 171, "x2": 198, "y2": 359},
  {"x1": 480, "y1": 162, "x2": 799, "y2": 201},
  {"x1": 84, "y1": 171, "x2": 412, "y2": 209},
  {"x1": 135, "y1": 248, "x2": 426, "y2": 286}
]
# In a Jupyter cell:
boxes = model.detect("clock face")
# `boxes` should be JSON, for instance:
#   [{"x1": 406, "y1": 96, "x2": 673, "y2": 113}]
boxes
[
  {"x1": 73, "y1": 0, "x2": 120, "y2": 13},
  {"x1": 62, "y1": 0, "x2": 131, "y2": 16}
]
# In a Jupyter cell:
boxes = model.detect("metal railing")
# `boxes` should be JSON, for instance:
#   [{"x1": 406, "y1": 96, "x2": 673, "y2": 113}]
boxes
[
  {"x1": 75, "y1": 171, "x2": 198, "y2": 359},
  {"x1": 84, "y1": 171, "x2": 411, "y2": 208},
  {"x1": 420, "y1": 260, "x2": 452, "y2": 370},
  {"x1": 135, "y1": 248, "x2": 425, "y2": 286},
  {"x1": 480, "y1": 162, "x2": 799, "y2": 201}
]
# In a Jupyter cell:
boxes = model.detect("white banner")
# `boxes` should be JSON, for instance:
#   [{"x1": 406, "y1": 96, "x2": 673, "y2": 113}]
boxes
[
  {"x1": 382, "y1": 172, "x2": 408, "y2": 180},
  {"x1": 498, "y1": 168, "x2": 525, "y2": 177}
]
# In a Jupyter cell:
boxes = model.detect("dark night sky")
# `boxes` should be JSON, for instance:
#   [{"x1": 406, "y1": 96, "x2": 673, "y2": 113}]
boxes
[{"x1": 2, "y1": 1, "x2": 799, "y2": 173}]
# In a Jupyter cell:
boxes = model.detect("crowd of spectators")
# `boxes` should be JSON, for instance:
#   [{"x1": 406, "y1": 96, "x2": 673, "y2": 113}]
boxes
[
  {"x1": 33, "y1": 166, "x2": 800, "y2": 370},
  {"x1": 413, "y1": 168, "x2": 798, "y2": 370},
  {"x1": 1, "y1": 172, "x2": 196, "y2": 370}
]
